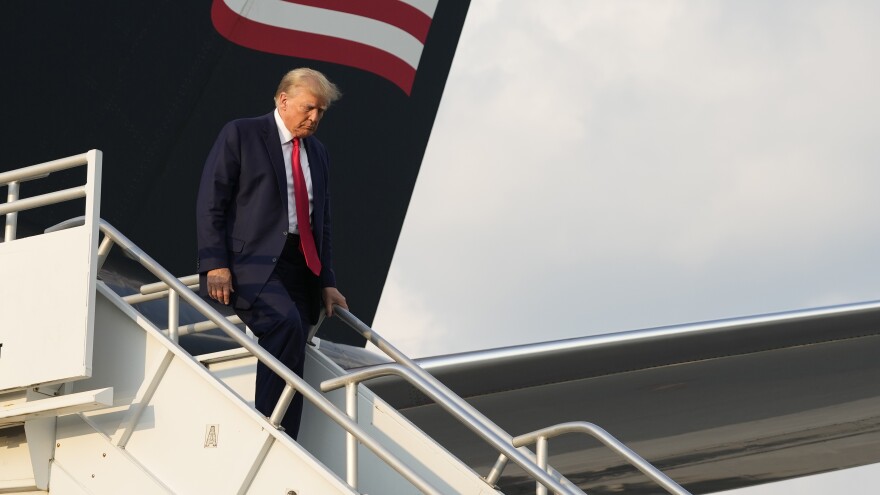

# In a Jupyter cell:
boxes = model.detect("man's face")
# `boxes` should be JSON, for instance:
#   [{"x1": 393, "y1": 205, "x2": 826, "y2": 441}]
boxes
[{"x1": 278, "y1": 87, "x2": 328, "y2": 138}]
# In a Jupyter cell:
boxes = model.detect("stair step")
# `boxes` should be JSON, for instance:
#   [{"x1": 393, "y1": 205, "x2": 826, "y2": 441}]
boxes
[{"x1": 0, "y1": 387, "x2": 113, "y2": 426}]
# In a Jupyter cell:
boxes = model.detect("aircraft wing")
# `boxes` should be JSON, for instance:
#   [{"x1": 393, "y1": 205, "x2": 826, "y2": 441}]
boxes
[{"x1": 366, "y1": 301, "x2": 880, "y2": 494}]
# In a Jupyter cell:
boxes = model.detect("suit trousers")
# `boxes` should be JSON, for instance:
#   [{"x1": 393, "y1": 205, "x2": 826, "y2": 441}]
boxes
[{"x1": 234, "y1": 235, "x2": 318, "y2": 439}]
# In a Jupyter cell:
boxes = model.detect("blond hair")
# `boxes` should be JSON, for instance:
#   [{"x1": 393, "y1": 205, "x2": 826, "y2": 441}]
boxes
[{"x1": 274, "y1": 68, "x2": 341, "y2": 106}]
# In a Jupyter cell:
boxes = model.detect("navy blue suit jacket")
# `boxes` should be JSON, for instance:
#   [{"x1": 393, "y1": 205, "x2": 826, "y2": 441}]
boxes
[{"x1": 196, "y1": 112, "x2": 336, "y2": 311}]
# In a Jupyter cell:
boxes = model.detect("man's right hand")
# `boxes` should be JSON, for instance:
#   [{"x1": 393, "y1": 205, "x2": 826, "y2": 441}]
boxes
[{"x1": 207, "y1": 268, "x2": 234, "y2": 305}]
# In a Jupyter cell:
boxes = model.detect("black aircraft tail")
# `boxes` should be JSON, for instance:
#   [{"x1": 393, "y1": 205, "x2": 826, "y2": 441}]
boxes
[{"x1": 2, "y1": 0, "x2": 471, "y2": 346}]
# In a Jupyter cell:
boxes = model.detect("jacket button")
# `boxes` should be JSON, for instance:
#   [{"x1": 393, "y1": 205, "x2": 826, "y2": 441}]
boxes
[
  {"x1": 272, "y1": 257, "x2": 277, "y2": 263},
  {"x1": 282, "y1": 231, "x2": 287, "y2": 236}
]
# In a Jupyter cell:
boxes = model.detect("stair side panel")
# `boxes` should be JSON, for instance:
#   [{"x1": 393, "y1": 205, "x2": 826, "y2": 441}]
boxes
[
  {"x1": 0, "y1": 227, "x2": 96, "y2": 392},
  {"x1": 53, "y1": 414, "x2": 171, "y2": 494},
  {"x1": 81, "y1": 288, "x2": 355, "y2": 495}
]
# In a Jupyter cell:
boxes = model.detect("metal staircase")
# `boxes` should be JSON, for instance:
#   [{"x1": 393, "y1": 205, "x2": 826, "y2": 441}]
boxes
[{"x1": 1, "y1": 151, "x2": 690, "y2": 495}]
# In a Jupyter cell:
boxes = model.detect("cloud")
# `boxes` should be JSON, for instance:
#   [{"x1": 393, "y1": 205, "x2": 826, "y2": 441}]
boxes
[{"x1": 375, "y1": 1, "x2": 880, "y2": 357}]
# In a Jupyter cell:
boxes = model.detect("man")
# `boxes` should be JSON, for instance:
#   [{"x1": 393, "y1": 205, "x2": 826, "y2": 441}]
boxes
[{"x1": 196, "y1": 68, "x2": 348, "y2": 439}]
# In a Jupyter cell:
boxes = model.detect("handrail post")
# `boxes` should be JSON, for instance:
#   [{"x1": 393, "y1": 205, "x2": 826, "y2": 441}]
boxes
[
  {"x1": 535, "y1": 436, "x2": 548, "y2": 495},
  {"x1": 345, "y1": 382, "x2": 358, "y2": 489},
  {"x1": 4, "y1": 181, "x2": 19, "y2": 242},
  {"x1": 168, "y1": 290, "x2": 180, "y2": 343},
  {"x1": 268, "y1": 384, "x2": 296, "y2": 428},
  {"x1": 484, "y1": 453, "x2": 509, "y2": 486},
  {"x1": 96, "y1": 235, "x2": 115, "y2": 270}
]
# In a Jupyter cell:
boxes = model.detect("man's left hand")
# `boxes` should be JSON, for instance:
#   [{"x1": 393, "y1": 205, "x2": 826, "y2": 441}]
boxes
[{"x1": 322, "y1": 287, "x2": 348, "y2": 317}]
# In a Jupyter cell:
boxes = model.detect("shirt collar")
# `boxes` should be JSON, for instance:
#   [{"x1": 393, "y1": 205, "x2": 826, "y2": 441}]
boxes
[{"x1": 273, "y1": 108, "x2": 293, "y2": 145}]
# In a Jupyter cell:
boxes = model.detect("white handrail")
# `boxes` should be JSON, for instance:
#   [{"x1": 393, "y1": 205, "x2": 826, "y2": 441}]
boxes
[
  {"x1": 0, "y1": 186, "x2": 87, "y2": 217},
  {"x1": 513, "y1": 422, "x2": 692, "y2": 495},
  {"x1": 331, "y1": 308, "x2": 585, "y2": 495},
  {"x1": 330, "y1": 311, "x2": 690, "y2": 495},
  {"x1": 140, "y1": 275, "x2": 200, "y2": 295},
  {"x1": 47, "y1": 217, "x2": 444, "y2": 495},
  {"x1": 1, "y1": 151, "x2": 95, "y2": 242},
  {"x1": 321, "y1": 363, "x2": 585, "y2": 495},
  {"x1": 0, "y1": 152, "x2": 89, "y2": 185}
]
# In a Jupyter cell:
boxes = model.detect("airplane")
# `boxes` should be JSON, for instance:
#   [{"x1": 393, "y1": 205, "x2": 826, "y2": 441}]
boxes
[{"x1": 2, "y1": 1, "x2": 878, "y2": 494}]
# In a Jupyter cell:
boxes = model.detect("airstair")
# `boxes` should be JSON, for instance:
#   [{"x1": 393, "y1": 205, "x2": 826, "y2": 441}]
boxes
[{"x1": 1, "y1": 152, "x2": 691, "y2": 494}]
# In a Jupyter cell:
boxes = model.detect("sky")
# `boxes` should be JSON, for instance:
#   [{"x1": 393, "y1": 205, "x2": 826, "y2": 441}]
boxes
[{"x1": 372, "y1": 1, "x2": 880, "y2": 493}]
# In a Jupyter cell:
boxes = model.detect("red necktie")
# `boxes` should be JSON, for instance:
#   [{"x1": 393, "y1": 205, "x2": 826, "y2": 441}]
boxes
[{"x1": 292, "y1": 138, "x2": 322, "y2": 276}]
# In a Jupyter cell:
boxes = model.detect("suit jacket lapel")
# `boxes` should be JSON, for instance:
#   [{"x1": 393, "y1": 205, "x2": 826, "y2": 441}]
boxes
[
  {"x1": 303, "y1": 136, "x2": 325, "y2": 249},
  {"x1": 262, "y1": 112, "x2": 289, "y2": 210},
  {"x1": 304, "y1": 138, "x2": 325, "y2": 203}
]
